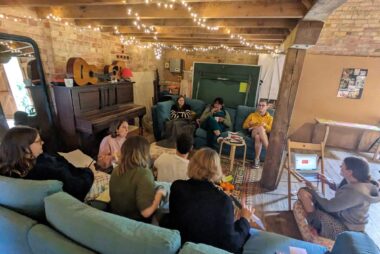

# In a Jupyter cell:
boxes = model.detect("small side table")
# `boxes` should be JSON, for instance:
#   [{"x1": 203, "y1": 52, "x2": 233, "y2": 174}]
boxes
[{"x1": 219, "y1": 139, "x2": 247, "y2": 173}]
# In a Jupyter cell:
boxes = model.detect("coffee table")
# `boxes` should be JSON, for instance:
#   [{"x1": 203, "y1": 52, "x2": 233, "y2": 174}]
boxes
[{"x1": 219, "y1": 138, "x2": 247, "y2": 174}]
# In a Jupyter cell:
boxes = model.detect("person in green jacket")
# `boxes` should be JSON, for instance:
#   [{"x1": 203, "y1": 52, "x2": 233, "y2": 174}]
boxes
[
  {"x1": 199, "y1": 97, "x2": 232, "y2": 147},
  {"x1": 110, "y1": 136, "x2": 166, "y2": 223}
]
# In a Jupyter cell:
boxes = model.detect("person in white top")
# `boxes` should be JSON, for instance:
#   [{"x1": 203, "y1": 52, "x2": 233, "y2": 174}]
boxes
[{"x1": 154, "y1": 133, "x2": 193, "y2": 183}]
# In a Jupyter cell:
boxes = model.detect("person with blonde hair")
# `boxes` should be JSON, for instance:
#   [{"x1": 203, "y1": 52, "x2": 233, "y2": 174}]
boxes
[
  {"x1": 166, "y1": 147, "x2": 253, "y2": 253},
  {"x1": 110, "y1": 136, "x2": 166, "y2": 222}
]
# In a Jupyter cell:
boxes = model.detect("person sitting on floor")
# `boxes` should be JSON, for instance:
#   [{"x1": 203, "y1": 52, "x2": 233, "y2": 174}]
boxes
[
  {"x1": 110, "y1": 136, "x2": 166, "y2": 223},
  {"x1": 199, "y1": 97, "x2": 232, "y2": 148},
  {"x1": 157, "y1": 95, "x2": 195, "y2": 148},
  {"x1": 165, "y1": 147, "x2": 254, "y2": 253},
  {"x1": 242, "y1": 99, "x2": 273, "y2": 168},
  {"x1": 0, "y1": 126, "x2": 109, "y2": 202},
  {"x1": 154, "y1": 133, "x2": 193, "y2": 183},
  {"x1": 297, "y1": 157, "x2": 380, "y2": 240},
  {"x1": 97, "y1": 119, "x2": 128, "y2": 172}
]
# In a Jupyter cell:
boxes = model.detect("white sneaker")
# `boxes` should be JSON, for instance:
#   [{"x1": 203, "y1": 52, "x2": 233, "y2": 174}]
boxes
[{"x1": 254, "y1": 158, "x2": 260, "y2": 169}]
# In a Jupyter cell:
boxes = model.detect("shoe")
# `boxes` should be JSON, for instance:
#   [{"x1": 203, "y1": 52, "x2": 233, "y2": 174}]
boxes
[{"x1": 254, "y1": 158, "x2": 260, "y2": 169}]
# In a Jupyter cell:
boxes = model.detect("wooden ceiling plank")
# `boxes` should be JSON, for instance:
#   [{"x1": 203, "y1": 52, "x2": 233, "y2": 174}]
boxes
[
  {"x1": 119, "y1": 33, "x2": 286, "y2": 39},
  {"x1": 0, "y1": 0, "x2": 302, "y2": 7},
  {"x1": 105, "y1": 27, "x2": 290, "y2": 35},
  {"x1": 35, "y1": 2, "x2": 305, "y2": 19},
  {"x1": 75, "y1": 18, "x2": 299, "y2": 29}
]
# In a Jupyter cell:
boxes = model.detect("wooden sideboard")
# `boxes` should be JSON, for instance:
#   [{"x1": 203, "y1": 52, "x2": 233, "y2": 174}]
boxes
[{"x1": 53, "y1": 81, "x2": 146, "y2": 155}]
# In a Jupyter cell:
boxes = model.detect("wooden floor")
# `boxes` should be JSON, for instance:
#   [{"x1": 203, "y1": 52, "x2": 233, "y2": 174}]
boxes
[{"x1": 248, "y1": 147, "x2": 380, "y2": 247}]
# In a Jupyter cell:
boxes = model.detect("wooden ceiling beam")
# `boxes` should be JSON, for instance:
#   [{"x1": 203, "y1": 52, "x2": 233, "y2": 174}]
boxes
[
  {"x1": 303, "y1": 0, "x2": 347, "y2": 21},
  {"x1": 120, "y1": 33, "x2": 286, "y2": 40},
  {"x1": 0, "y1": 0, "x2": 268, "y2": 6},
  {"x1": 139, "y1": 38, "x2": 280, "y2": 44},
  {"x1": 35, "y1": 2, "x2": 305, "y2": 19},
  {"x1": 104, "y1": 27, "x2": 290, "y2": 35},
  {"x1": 75, "y1": 18, "x2": 299, "y2": 29}
]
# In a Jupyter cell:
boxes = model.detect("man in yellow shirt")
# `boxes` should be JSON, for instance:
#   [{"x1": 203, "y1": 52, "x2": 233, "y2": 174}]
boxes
[{"x1": 242, "y1": 100, "x2": 273, "y2": 168}]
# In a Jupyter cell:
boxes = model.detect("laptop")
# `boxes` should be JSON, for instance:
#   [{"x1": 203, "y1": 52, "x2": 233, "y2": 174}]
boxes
[{"x1": 294, "y1": 153, "x2": 319, "y2": 181}]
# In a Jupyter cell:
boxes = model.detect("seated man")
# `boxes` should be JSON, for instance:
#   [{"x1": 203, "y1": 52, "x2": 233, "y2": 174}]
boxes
[
  {"x1": 154, "y1": 133, "x2": 193, "y2": 183},
  {"x1": 242, "y1": 99, "x2": 273, "y2": 168}
]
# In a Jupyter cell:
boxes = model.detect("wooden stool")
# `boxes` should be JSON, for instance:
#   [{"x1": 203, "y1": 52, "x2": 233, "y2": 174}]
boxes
[{"x1": 219, "y1": 139, "x2": 247, "y2": 174}]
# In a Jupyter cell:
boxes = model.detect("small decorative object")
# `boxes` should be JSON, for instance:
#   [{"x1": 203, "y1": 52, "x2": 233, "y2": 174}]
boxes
[
  {"x1": 121, "y1": 67, "x2": 133, "y2": 80},
  {"x1": 337, "y1": 68, "x2": 368, "y2": 99},
  {"x1": 64, "y1": 78, "x2": 74, "y2": 87}
]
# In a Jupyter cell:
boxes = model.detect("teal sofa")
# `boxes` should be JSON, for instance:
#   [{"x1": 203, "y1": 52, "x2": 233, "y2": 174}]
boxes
[
  {"x1": 1, "y1": 175, "x2": 378, "y2": 254},
  {"x1": 152, "y1": 97, "x2": 274, "y2": 161}
]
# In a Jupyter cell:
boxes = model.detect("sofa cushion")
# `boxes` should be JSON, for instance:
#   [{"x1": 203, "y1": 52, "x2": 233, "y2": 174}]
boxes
[
  {"x1": 156, "y1": 100, "x2": 175, "y2": 138},
  {"x1": 179, "y1": 242, "x2": 232, "y2": 254},
  {"x1": 330, "y1": 231, "x2": 380, "y2": 254},
  {"x1": 45, "y1": 192, "x2": 181, "y2": 254},
  {"x1": 28, "y1": 224, "x2": 95, "y2": 254},
  {"x1": 0, "y1": 205, "x2": 37, "y2": 254},
  {"x1": 225, "y1": 107, "x2": 236, "y2": 130},
  {"x1": 186, "y1": 99, "x2": 206, "y2": 117},
  {"x1": 243, "y1": 229, "x2": 328, "y2": 254},
  {"x1": 0, "y1": 176, "x2": 62, "y2": 220}
]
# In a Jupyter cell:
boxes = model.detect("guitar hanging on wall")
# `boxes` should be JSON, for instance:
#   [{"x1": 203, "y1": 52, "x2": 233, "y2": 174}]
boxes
[{"x1": 67, "y1": 58, "x2": 128, "y2": 86}]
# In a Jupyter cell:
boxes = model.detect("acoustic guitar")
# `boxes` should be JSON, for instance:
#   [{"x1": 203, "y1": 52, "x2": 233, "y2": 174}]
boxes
[
  {"x1": 67, "y1": 57, "x2": 99, "y2": 86},
  {"x1": 104, "y1": 61, "x2": 127, "y2": 81}
]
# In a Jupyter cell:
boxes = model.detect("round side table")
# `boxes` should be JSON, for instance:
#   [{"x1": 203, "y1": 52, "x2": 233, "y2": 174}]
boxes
[{"x1": 219, "y1": 138, "x2": 247, "y2": 174}]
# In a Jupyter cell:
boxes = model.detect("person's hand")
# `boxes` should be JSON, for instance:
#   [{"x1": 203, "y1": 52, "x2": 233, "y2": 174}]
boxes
[
  {"x1": 211, "y1": 107, "x2": 218, "y2": 113},
  {"x1": 241, "y1": 205, "x2": 255, "y2": 221},
  {"x1": 156, "y1": 188, "x2": 167, "y2": 197},
  {"x1": 318, "y1": 173, "x2": 335, "y2": 188},
  {"x1": 218, "y1": 117, "x2": 224, "y2": 122}
]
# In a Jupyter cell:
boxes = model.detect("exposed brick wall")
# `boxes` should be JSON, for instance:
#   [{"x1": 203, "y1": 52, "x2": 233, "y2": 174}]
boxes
[
  {"x1": 163, "y1": 49, "x2": 259, "y2": 82},
  {"x1": 310, "y1": 0, "x2": 380, "y2": 56},
  {"x1": 0, "y1": 7, "x2": 161, "y2": 82}
]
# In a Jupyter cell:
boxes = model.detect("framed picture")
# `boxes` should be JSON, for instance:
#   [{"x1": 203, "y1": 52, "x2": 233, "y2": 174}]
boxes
[{"x1": 337, "y1": 68, "x2": 368, "y2": 99}]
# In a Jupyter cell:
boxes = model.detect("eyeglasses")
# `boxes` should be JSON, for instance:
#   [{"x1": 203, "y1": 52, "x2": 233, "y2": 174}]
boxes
[{"x1": 258, "y1": 104, "x2": 266, "y2": 107}]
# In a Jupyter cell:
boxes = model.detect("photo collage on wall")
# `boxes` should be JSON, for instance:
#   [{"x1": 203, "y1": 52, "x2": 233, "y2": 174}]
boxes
[{"x1": 337, "y1": 68, "x2": 368, "y2": 99}]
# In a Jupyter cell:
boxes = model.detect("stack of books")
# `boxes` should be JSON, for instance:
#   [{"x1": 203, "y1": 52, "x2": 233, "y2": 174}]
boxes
[{"x1": 225, "y1": 132, "x2": 244, "y2": 144}]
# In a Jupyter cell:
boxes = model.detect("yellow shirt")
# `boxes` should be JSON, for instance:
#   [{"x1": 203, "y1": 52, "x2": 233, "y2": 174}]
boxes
[{"x1": 242, "y1": 112, "x2": 273, "y2": 133}]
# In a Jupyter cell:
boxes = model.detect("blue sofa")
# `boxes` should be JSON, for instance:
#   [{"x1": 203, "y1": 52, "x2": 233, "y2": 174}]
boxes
[
  {"x1": 1, "y1": 175, "x2": 378, "y2": 254},
  {"x1": 152, "y1": 97, "x2": 274, "y2": 161}
]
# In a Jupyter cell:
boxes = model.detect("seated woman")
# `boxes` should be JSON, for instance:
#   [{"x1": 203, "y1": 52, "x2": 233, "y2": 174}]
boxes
[
  {"x1": 110, "y1": 136, "x2": 166, "y2": 223},
  {"x1": 199, "y1": 97, "x2": 232, "y2": 147},
  {"x1": 157, "y1": 95, "x2": 195, "y2": 148},
  {"x1": 298, "y1": 157, "x2": 380, "y2": 240},
  {"x1": 0, "y1": 126, "x2": 109, "y2": 202},
  {"x1": 97, "y1": 120, "x2": 128, "y2": 172},
  {"x1": 166, "y1": 148, "x2": 253, "y2": 253}
]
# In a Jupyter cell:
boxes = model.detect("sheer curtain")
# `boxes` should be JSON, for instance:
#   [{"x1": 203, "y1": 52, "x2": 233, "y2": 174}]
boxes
[{"x1": 257, "y1": 54, "x2": 285, "y2": 101}]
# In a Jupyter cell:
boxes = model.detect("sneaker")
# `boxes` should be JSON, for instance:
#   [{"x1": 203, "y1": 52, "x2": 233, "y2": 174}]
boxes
[{"x1": 254, "y1": 158, "x2": 260, "y2": 169}]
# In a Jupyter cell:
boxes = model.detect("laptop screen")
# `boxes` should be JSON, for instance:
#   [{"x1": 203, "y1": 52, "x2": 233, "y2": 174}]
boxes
[{"x1": 294, "y1": 153, "x2": 318, "y2": 172}]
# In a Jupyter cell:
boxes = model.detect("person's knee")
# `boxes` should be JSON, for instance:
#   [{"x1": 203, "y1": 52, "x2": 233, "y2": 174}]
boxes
[{"x1": 254, "y1": 134, "x2": 261, "y2": 142}]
